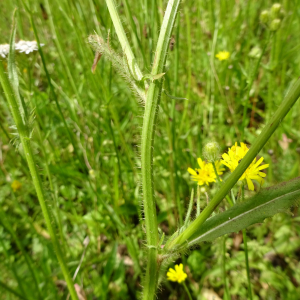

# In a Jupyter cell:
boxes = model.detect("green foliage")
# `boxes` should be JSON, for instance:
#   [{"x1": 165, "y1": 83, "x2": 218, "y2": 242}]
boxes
[{"x1": 1, "y1": 0, "x2": 300, "y2": 299}]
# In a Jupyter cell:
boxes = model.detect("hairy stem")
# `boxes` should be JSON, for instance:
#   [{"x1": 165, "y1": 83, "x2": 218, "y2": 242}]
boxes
[{"x1": 141, "y1": 0, "x2": 181, "y2": 299}]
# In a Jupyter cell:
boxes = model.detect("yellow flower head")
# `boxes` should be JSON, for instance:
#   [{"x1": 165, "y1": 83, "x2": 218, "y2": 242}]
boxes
[
  {"x1": 11, "y1": 180, "x2": 22, "y2": 192},
  {"x1": 216, "y1": 51, "x2": 230, "y2": 61},
  {"x1": 167, "y1": 264, "x2": 187, "y2": 283},
  {"x1": 221, "y1": 142, "x2": 269, "y2": 190},
  {"x1": 188, "y1": 158, "x2": 224, "y2": 186}
]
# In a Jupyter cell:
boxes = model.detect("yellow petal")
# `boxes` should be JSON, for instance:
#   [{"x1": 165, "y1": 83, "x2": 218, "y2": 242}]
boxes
[
  {"x1": 246, "y1": 177, "x2": 254, "y2": 190},
  {"x1": 257, "y1": 164, "x2": 269, "y2": 170},
  {"x1": 197, "y1": 158, "x2": 204, "y2": 169},
  {"x1": 188, "y1": 168, "x2": 197, "y2": 175}
]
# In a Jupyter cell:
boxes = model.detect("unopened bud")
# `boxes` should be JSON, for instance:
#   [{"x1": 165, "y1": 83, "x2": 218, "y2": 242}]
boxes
[
  {"x1": 271, "y1": 3, "x2": 282, "y2": 19},
  {"x1": 89, "y1": 169, "x2": 96, "y2": 178},
  {"x1": 260, "y1": 10, "x2": 269, "y2": 24},
  {"x1": 270, "y1": 19, "x2": 281, "y2": 31},
  {"x1": 203, "y1": 141, "x2": 220, "y2": 162},
  {"x1": 249, "y1": 47, "x2": 262, "y2": 59}
]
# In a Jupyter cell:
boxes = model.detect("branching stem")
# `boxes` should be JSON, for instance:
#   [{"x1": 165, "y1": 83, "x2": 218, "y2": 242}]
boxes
[{"x1": 165, "y1": 77, "x2": 300, "y2": 251}]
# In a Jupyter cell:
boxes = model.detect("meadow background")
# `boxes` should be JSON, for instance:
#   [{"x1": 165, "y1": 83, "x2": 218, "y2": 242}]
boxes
[{"x1": 1, "y1": 0, "x2": 300, "y2": 299}]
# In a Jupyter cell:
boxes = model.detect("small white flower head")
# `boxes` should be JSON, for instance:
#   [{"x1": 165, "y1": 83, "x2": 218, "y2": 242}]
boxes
[
  {"x1": 0, "y1": 41, "x2": 44, "y2": 58},
  {"x1": 0, "y1": 44, "x2": 9, "y2": 58},
  {"x1": 15, "y1": 40, "x2": 41, "y2": 54},
  {"x1": 203, "y1": 141, "x2": 221, "y2": 162}
]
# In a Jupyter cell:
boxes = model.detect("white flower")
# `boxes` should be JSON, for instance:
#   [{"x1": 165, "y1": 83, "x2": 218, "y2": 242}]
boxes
[
  {"x1": 0, "y1": 40, "x2": 44, "y2": 58},
  {"x1": 15, "y1": 40, "x2": 43, "y2": 54},
  {"x1": 0, "y1": 44, "x2": 9, "y2": 58}
]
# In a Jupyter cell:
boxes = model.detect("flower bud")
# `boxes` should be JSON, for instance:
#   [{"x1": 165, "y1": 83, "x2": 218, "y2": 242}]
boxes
[
  {"x1": 249, "y1": 46, "x2": 262, "y2": 59},
  {"x1": 89, "y1": 169, "x2": 96, "y2": 179},
  {"x1": 203, "y1": 141, "x2": 220, "y2": 162},
  {"x1": 271, "y1": 3, "x2": 282, "y2": 19},
  {"x1": 270, "y1": 19, "x2": 281, "y2": 31},
  {"x1": 260, "y1": 10, "x2": 269, "y2": 24}
]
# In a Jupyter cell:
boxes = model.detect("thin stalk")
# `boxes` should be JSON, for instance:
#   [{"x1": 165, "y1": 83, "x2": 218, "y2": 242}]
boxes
[
  {"x1": 243, "y1": 229, "x2": 252, "y2": 299},
  {"x1": 172, "y1": 14, "x2": 183, "y2": 225},
  {"x1": 241, "y1": 184, "x2": 253, "y2": 300},
  {"x1": 182, "y1": 282, "x2": 193, "y2": 300},
  {"x1": 44, "y1": 0, "x2": 83, "y2": 107},
  {"x1": 165, "y1": 77, "x2": 300, "y2": 251},
  {"x1": 222, "y1": 236, "x2": 230, "y2": 300},
  {"x1": 196, "y1": 185, "x2": 201, "y2": 217},
  {"x1": 105, "y1": 0, "x2": 143, "y2": 81},
  {"x1": 184, "y1": 189, "x2": 194, "y2": 228},
  {"x1": 0, "y1": 61, "x2": 79, "y2": 300},
  {"x1": 22, "y1": 0, "x2": 85, "y2": 171},
  {"x1": 241, "y1": 33, "x2": 271, "y2": 140}
]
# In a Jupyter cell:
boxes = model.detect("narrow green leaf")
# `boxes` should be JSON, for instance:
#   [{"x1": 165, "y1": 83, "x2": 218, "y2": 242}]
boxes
[
  {"x1": 163, "y1": 89, "x2": 188, "y2": 100},
  {"x1": 187, "y1": 177, "x2": 300, "y2": 247}
]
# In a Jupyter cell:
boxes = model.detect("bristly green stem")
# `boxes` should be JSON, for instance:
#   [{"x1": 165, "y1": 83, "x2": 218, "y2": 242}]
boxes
[
  {"x1": 0, "y1": 62, "x2": 79, "y2": 300},
  {"x1": 165, "y1": 77, "x2": 300, "y2": 251},
  {"x1": 105, "y1": 0, "x2": 143, "y2": 81},
  {"x1": 141, "y1": 0, "x2": 181, "y2": 299}
]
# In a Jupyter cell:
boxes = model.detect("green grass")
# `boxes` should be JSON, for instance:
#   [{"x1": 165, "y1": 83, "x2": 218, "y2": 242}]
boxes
[{"x1": 1, "y1": 0, "x2": 300, "y2": 299}]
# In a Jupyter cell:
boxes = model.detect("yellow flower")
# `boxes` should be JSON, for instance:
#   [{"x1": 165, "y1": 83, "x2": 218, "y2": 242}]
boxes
[
  {"x1": 11, "y1": 180, "x2": 22, "y2": 192},
  {"x1": 216, "y1": 51, "x2": 230, "y2": 61},
  {"x1": 188, "y1": 158, "x2": 224, "y2": 186},
  {"x1": 167, "y1": 264, "x2": 187, "y2": 283},
  {"x1": 221, "y1": 142, "x2": 269, "y2": 190}
]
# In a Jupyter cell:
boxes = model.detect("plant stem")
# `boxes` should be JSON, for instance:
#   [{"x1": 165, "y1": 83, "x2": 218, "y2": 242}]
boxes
[
  {"x1": 165, "y1": 77, "x2": 300, "y2": 252},
  {"x1": 105, "y1": 0, "x2": 143, "y2": 81},
  {"x1": 184, "y1": 189, "x2": 194, "y2": 228},
  {"x1": 242, "y1": 184, "x2": 253, "y2": 300},
  {"x1": 183, "y1": 282, "x2": 193, "y2": 300},
  {"x1": 196, "y1": 185, "x2": 201, "y2": 217},
  {"x1": 243, "y1": 229, "x2": 253, "y2": 300},
  {"x1": 241, "y1": 32, "x2": 272, "y2": 140},
  {"x1": 223, "y1": 236, "x2": 230, "y2": 300},
  {"x1": 22, "y1": 0, "x2": 85, "y2": 171},
  {"x1": 0, "y1": 61, "x2": 79, "y2": 300},
  {"x1": 140, "y1": 0, "x2": 181, "y2": 298}
]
